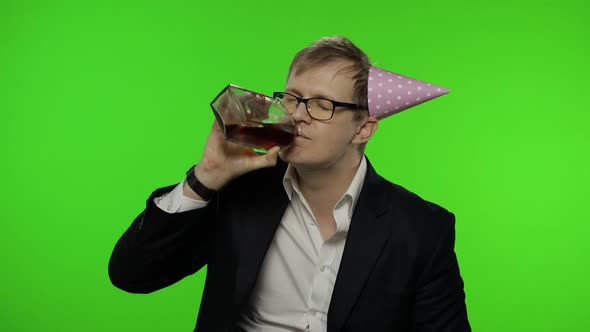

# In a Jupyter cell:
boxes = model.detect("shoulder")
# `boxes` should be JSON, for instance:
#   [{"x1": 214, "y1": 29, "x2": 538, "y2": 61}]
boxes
[
  {"x1": 368, "y1": 170, "x2": 456, "y2": 245},
  {"x1": 365, "y1": 159, "x2": 454, "y2": 224},
  {"x1": 374, "y1": 177, "x2": 459, "y2": 273},
  {"x1": 389, "y1": 180, "x2": 454, "y2": 223}
]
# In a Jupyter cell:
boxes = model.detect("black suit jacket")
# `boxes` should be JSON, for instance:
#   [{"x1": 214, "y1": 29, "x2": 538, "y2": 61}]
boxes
[{"x1": 109, "y1": 158, "x2": 471, "y2": 331}]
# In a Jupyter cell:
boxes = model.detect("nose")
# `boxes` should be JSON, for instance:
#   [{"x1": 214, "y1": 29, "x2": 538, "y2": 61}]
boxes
[{"x1": 290, "y1": 101, "x2": 311, "y2": 123}]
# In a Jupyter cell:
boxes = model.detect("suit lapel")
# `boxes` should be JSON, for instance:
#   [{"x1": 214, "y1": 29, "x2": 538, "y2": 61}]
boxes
[
  {"x1": 328, "y1": 159, "x2": 394, "y2": 332},
  {"x1": 232, "y1": 162, "x2": 290, "y2": 307}
]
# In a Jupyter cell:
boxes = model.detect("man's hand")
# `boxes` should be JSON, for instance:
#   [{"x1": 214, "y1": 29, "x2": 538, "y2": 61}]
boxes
[{"x1": 184, "y1": 121, "x2": 280, "y2": 199}]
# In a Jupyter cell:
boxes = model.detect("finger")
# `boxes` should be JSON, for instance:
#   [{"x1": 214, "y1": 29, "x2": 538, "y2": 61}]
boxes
[
  {"x1": 265, "y1": 146, "x2": 280, "y2": 162},
  {"x1": 241, "y1": 147, "x2": 279, "y2": 172},
  {"x1": 207, "y1": 121, "x2": 226, "y2": 148},
  {"x1": 211, "y1": 120, "x2": 222, "y2": 132},
  {"x1": 225, "y1": 140, "x2": 255, "y2": 156}
]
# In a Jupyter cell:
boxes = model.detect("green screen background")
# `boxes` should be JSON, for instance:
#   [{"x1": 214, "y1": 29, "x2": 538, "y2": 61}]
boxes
[{"x1": 1, "y1": 0, "x2": 588, "y2": 331}]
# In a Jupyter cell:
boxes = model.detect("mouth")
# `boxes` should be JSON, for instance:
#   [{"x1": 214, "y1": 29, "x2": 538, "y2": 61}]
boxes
[{"x1": 295, "y1": 124, "x2": 309, "y2": 139}]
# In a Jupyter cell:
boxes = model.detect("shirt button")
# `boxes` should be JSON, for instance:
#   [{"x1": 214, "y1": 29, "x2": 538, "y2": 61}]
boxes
[
  {"x1": 309, "y1": 221, "x2": 315, "y2": 226},
  {"x1": 309, "y1": 309, "x2": 317, "y2": 316},
  {"x1": 320, "y1": 265, "x2": 326, "y2": 272}
]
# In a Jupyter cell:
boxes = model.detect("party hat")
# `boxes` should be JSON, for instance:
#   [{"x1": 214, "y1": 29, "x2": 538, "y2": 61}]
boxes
[{"x1": 367, "y1": 66, "x2": 450, "y2": 120}]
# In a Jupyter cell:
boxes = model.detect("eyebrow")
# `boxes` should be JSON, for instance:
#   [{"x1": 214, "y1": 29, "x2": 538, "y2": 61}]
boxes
[{"x1": 285, "y1": 87, "x2": 337, "y2": 101}]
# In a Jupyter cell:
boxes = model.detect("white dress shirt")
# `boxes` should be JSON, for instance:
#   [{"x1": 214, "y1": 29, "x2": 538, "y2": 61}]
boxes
[
  {"x1": 154, "y1": 157, "x2": 368, "y2": 332},
  {"x1": 153, "y1": 177, "x2": 208, "y2": 213}
]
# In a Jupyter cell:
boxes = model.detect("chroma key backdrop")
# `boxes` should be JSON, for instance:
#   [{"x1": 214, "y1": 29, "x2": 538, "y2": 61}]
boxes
[{"x1": 1, "y1": 0, "x2": 588, "y2": 331}]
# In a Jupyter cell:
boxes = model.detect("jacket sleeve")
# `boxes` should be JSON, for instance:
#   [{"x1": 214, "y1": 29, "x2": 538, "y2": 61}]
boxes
[
  {"x1": 108, "y1": 183, "x2": 217, "y2": 294},
  {"x1": 411, "y1": 210, "x2": 472, "y2": 332}
]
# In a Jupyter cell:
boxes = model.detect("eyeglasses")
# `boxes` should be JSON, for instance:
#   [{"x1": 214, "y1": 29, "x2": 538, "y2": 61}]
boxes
[{"x1": 273, "y1": 92, "x2": 368, "y2": 121}]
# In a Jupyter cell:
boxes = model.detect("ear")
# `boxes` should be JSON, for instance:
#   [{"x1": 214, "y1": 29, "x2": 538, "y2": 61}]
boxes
[{"x1": 352, "y1": 116, "x2": 378, "y2": 145}]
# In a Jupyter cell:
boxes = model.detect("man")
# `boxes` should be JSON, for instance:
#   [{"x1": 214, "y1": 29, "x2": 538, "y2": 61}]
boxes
[{"x1": 109, "y1": 35, "x2": 471, "y2": 331}]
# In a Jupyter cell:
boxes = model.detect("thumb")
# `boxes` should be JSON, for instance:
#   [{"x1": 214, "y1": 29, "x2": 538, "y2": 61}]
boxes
[
  {"x1": 244, "y1": 146, "x2": 280, "y2": 172},
  {"x1": 264, "y1": 146, "x2": 280, "y2": 164}
]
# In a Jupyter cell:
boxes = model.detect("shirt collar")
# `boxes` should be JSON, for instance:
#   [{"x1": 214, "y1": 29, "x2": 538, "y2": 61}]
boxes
[
  {"x1": 338, "y1": 155, "x2": 368, "y2": 221},
  {"x1": 282, "y1": 163, "x2": 299, "y2": 201},
  {"x1": 282, "y1": 156, "x2": 368, "y2": 230}
]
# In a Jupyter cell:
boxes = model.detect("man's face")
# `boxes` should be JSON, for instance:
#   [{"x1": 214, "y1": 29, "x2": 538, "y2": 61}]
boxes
[{"x1": 278, "y1": 60, "x2": 365, "y2": 170}]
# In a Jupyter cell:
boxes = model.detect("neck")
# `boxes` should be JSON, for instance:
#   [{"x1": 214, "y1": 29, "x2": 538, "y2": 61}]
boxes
[{"x1": 294, "y1": 153, "x2": 363, "y2": 210}]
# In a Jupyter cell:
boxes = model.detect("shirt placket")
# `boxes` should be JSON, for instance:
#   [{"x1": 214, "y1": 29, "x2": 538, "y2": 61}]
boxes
[
  {"x1": 307, "y1": 238, "x2": 335, "y2": 332},
  {"x1": 295, "y1": 195, "x2": 336, "y2": 332}
]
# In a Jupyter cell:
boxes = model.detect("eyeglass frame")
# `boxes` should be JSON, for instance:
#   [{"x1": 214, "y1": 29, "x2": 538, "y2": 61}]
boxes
[{"x1": 272, "y1": 91, "x2": 368, "y2": 121}]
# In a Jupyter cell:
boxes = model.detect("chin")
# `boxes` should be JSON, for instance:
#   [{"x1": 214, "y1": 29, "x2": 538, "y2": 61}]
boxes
[
  {"x1": 281, "y1": 142, "x2": 360, "y2": 172},
  {"x1": 278, "y1": 145, "x2": 298, "y2": 164},
  {"x1": 279, "y1": 144, "x2": 310, "y2": 165},
  {"x1": 279, "y1": 147, "x2": 332, "y2": 171}
]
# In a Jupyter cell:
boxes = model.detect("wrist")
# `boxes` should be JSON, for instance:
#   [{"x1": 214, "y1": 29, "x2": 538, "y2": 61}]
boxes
[
  {"x1": 193, "y1": 164, "x2": 226, "y2": 191},
  {"x1": 185, "y1": 165, "x2": 219, "y2": 201}
]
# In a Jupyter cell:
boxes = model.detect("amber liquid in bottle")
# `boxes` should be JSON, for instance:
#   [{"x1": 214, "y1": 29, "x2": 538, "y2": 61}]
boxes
[{"x1": 225, "y1": 122, "x2": 295, "y2": 151}]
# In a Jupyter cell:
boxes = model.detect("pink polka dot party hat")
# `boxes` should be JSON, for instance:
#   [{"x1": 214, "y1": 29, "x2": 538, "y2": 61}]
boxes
[{"x1": 367, "y1": 66, "x2": 449, "y2": 120}]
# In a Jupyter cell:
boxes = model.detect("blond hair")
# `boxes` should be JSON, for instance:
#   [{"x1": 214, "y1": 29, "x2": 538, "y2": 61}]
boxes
[{"x1": 288, "y1": 35, "x2": 371, "y2": 122}]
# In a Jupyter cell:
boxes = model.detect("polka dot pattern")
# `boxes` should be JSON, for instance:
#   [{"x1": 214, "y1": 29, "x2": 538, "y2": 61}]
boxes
[{"x1": 367, "y1": 66, "x2": 450, "y2": 120}]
